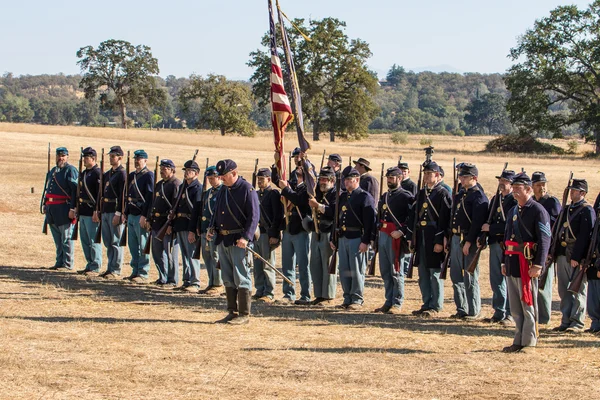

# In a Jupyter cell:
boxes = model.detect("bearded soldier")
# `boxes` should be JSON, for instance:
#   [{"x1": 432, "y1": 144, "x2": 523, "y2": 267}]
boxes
[
  {"x1": 373, "y1": 166, "x2": 414, "y2": 314},
  {"x1": 278, "y1": 167, "x2": 312, "y2": 305},
  {"x1": 331, "y1": 166, "x2": 376, "y2": 310},
  {"x1": 207, "y1": 159, "x2": 259, "y2": 325},
  {"x1": 449, "y1": 163, "x2": 489, "y2": 319},
  {"x1": 123, "y1": 149, "x2": 154, "y2": 283},
  {"x1": 480, "y1": 170, "x2": 517, "y2": 325},
  {"x1": 98, "y1": 146, "x2": 126, "y2": 279},
  {"x1": 308, "y1": 167, "x2": 338, "y2": 306},
  {"x1": 43, "y1": 147, "x2": 78, "y2": 270},
  {"x1": 502, "y1": 173, "x2": 551, "y2": 353},
  {"x1": 75, "y1": 147, "x2": 102, "y2": 275},
  {"x1": 148, "y1": 159, "x2": 181, "y2": 287},
  {"x1": 253, "y1": 168, "x2": 283, "y2": 302},
  {"x1": 531, "y1": 171, "x2": 561, "y2": 325},
  {"x1": 553, "y1": 179, "x2": 594, "y2": 333},
  {"x1": 173, "y1": 160, "x2": 203, "y2": 292},
  {"x1": 409, "y1": 161, "x2": 451, "y2": 317}
]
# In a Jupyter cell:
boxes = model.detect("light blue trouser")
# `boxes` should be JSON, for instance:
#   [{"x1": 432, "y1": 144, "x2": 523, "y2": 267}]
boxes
[
  {"x1": 417, "y1": 237, "x2": 444, "y2": 312},
  {"x1": 537, "y1": 263, "x2": 554, "y2": 324},
  {"x1": 217, "y1": 243, "x2": 252, "y2": 290},
  {"x1": 338, "y1": 236, "x2": 367, "y2": 305},
  {"x1": 127, "y1": 214, "x2": 150, "y2": 278},
  {"x1": 101, "y1": 212, "x2": 124, "y2": 274},
  {"x1": 177, "y1": 230, "x2": 200, "y2": 286},
  {"x1": 310, "y1": 231, "x2": 336, "y2": 299},
  {"x1": 556, "y1": 255, "x2": 587, "y2": 329},
  {"x1": 151, "y1": 231, "x2": 180, "y2": 284},
  {"x1": 50, "y1": 223, "x2": 74, "y2": 269},
  {"x1": 253, "y1": 233, "x2": 276, "y2": 298},
  {"x1": 202, "y1": 235, "x2": 222, "y2": 286},
  {"x1": 507, "y1": 276, "x2": 538, "y2": 347},
  {"x1": 378, "y1": 232, "x2": 403, "y2": 308},
  {"x1": 587, "y1": 279, "x2": 600, "y2": 331},
  {"x1": 79, "y1": 216, "x2": 102, "y2": 272},
  {"x1": 281, "y1": 231, "x2": 311, "y2": 301},
  {"x1": 489, "y1": 243, "x2": 510, "y2": 320},
  {"x1": 450, "y1": 235, "x2": 481, "y2": 316},
  {"x1": 401, "y1": 253, "x2": 411, "y2": 276}
]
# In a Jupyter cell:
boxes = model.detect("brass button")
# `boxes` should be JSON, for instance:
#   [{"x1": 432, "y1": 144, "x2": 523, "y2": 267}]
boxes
[
  {"x1": 561, "y1": 241, "x2": 567, "y2": 247},
  {"x1": 420, "y1": 221, "x2": 427, "y2": 226},
  {"x1": 202, "y1": 216, "x2": 207, "y2": 221},
  {"x1": 452, "y1": 228, "x2": 457, "y2": 234},
  {"x1": 422, "y1": 203, "x2": 428, "y2": 209}
]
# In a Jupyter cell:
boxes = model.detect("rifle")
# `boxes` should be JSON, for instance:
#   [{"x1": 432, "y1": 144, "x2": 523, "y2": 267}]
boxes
[
  {"x1": 467, "y1": 162, "x2": 508, "y2": 274},
  {"x1": 568, "y1": 192, "x2": 600, "y2": 293},
  {"x1": 119, "y1": 151, "x2": 130, "y2": 247},
  {"x1": 143, "y1": 156, "x2": 160, "y2": 255},
  {"x1": 41, "y1": 143, "x2": 51, "y2": 235},
  {"x1": 540, "y1": 171, "x2": 573, "y2": 289},
  {"x1": 155, "y1": 149, "x2": 199, "y2": 241},
  {"x1": 367, "y1": 162, "x2": 385, "y2": 276},
  {"x1": 328, "y1": 169, "x2": 342, "y2": 274},
  {"x1": 93, "y1": 149, "x2": 105, "y2": 244},
  {"x1": 193, "y1": 158, "x2": 210, "y2": 260},
  {"x1": 252, "y1": 158, "x2": 259, "y2": 188},
  {"x1": 320, "y1": 149, "x2": 326, "y2": 169},
  {"x1": 406, "y1": 163, "x2": 423, "y2": 279},
  {"x1": 440, "y1": 158, "x2": 457, "y2": 280},
  {"x1": 398, "y1": 155, "x2": 402, "y2": 166},
  {"x1": 71, "y1": 147, "x2": 84, "y2": 240}
]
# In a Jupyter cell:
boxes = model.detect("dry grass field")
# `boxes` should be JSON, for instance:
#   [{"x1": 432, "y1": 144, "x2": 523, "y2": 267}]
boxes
[{"x1": 0, "y1": 122, "x2": 599, "y2": 399}]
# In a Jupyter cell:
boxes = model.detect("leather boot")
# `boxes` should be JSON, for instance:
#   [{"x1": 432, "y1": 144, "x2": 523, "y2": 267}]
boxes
[
  {"x1": 229, "y1": 288, "x2": 251, "y2": 325},
  {"x1": 216, "y1": 287, "x2": 238, "y2": 323}
]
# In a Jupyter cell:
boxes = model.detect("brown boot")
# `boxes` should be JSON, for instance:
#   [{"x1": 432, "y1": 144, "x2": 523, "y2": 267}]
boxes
[
  {"x1": 216, "y1": 287, "x2": 239, "y2": 323},
  {"x1": 229, "y1": 288, "x2": 251, "y2": 325}
]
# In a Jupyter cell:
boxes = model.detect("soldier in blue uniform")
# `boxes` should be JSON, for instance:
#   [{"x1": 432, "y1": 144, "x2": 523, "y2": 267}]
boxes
[
  {"x1": 326, "y1": 154, "x2": 343, "y2": 182},
  {"x1": 531, "y1": 171, "x2": 561, "y2": 325},
  {"x1": 373, "y1": 166, "x2": 413, "y2": 314},
  {"x1": 207, "y1": 159, "x2": 259, "y2": 325},
  {"x1": 449, "y1": 163, "x2": 489, "y2": 319},
  {"x1": 587, "y1": 194, "x2": 600, "y2": 333},
  {"x1": 252, "y1": 168, "x2": 283, "y2": 302},
  {"x1": 438, "y1": 166, "x2": 452, "y2": 194},
  {"x1": 278, "y1": 167, "x2": 312, "y2": 304},
  {"x1": 191, "y1": 166, "x2": 224, "y2": 295},
  {"x1": 552, "y1": 178, "x2": 594, "y2": 333},
  {"x1": 408, "y1": 161, "x2": 451, "y2": 317},
  {"x1": 398, "y1": 161, "x2": 417, "y2": 276},
  {"x1": 308, "y1": 167, "x2": 338, "y2": 306},
  {"x1": 124, "y1": 149, "x2": 154, "y2": 283},
  {"x1": 75, "y1": 147, "x2": 102, "y2": 275},
  {"x1": 502, "y1": 173, "x2": 551, "y2": 353},
  {"x1": 331, "y1": 166, "x2": 376, "y2": 310},
  {"x1": 288, "y1": 147, "x2": 301, "y2": 190},
  {"x1": 353, "y1": 158, "x2": 379, "y2": 205},
  {"x1": 148, "y1": 159, "x2": 181, "y2": 287},
  {"x1": 480, "y1": 170, "x2": 517, "y2": 325},
  {"x1": 43, "y1": 147, "x2": 78, "y2": 270},
  {"x1": 98, "y1": 146, "x2": 126, "y2": 279},
  {"x1": 173, "y1": 160, "x2": 203, "y2": 292}
]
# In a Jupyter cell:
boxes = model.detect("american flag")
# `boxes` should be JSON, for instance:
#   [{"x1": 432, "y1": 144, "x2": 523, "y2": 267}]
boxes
[
  {"x1": 275, "y1": 0, "x2": 316, "y2": 198},
  {"x1": 269, "y1": 0, "x2": 293, "y2": 181}
]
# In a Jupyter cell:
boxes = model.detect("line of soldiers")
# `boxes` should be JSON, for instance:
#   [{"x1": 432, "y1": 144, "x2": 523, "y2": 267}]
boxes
[{"x1": 42, "y1": 146, "x2": 600, "y2": 347}]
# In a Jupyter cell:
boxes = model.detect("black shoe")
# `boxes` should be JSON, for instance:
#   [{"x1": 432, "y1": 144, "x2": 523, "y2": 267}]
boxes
[
  {"x1": 502, "y1": 344, "x2": 523, "y2": 353},
  {"x1": 215, "y1": 312, "x2": 238, "y2": 324},
  {"x1": 49, "y1": 265, "x2": 68, "y2": 271},
  {"x1": 584, "y1": 328, "x2": 600, "y2": 333},
  {"x1": 552, "y1": 325, "x2": 568, "y2": 332},
  {"x1": 450, "y1": 312, "x2": 467, "y2": 319}
]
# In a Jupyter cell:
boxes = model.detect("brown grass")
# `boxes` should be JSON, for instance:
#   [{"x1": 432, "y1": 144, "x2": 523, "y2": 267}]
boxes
[{"x1": 0, "y1": 122, "x2": 599, "y2": 399}]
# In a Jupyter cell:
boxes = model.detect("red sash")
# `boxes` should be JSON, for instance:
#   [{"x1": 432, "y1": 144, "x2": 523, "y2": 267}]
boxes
[
  {"x1": 504, "y1": 240, "x2": 535, "y2": 306},
  {"x1": 380, "y1": 220, "x2": 401, "y2": 272},
  {"x1": 45, "y1": 193, "x2": 70, "y2": 205}
]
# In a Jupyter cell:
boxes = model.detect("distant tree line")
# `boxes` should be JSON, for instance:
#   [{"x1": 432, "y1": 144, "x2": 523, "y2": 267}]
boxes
[{"x1": 2, "y1": 0, "x2": 596, "y2": 147}]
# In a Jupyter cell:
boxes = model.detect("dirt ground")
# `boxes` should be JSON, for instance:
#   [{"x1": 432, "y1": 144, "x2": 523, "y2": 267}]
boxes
[{"x1": 0, "y1": 123, "x2": 599, "y2": 399}]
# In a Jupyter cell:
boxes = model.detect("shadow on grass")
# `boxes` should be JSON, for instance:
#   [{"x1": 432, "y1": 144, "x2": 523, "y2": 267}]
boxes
[
  {"x1": 2, "y1": 315, "x2": 214, "y2": 325},
  {"x1": 243, "y1": 347, "x2": 433, "y2": 354},
  {"x1": 0, "y1": 265, "x2": 514, "y2": 338}
]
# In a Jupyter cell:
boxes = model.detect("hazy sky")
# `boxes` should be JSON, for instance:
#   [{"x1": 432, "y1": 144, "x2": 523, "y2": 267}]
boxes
[{"x1": 0, "y1": 0, "x2": 591, "y2": 79}]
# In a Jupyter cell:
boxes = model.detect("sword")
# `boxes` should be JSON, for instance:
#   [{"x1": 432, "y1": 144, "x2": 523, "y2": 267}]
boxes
[{"x1": 245, "y1": 246, "x2": 293, "y2": 286}]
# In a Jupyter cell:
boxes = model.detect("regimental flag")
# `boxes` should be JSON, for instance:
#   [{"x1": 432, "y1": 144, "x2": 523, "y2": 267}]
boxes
[
  {"x1": 269, "y1": 0, "x2": 293, "y2": 181},
  {"x1": 275, "y1": 0, "x2": 316, "y2": 197}
]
